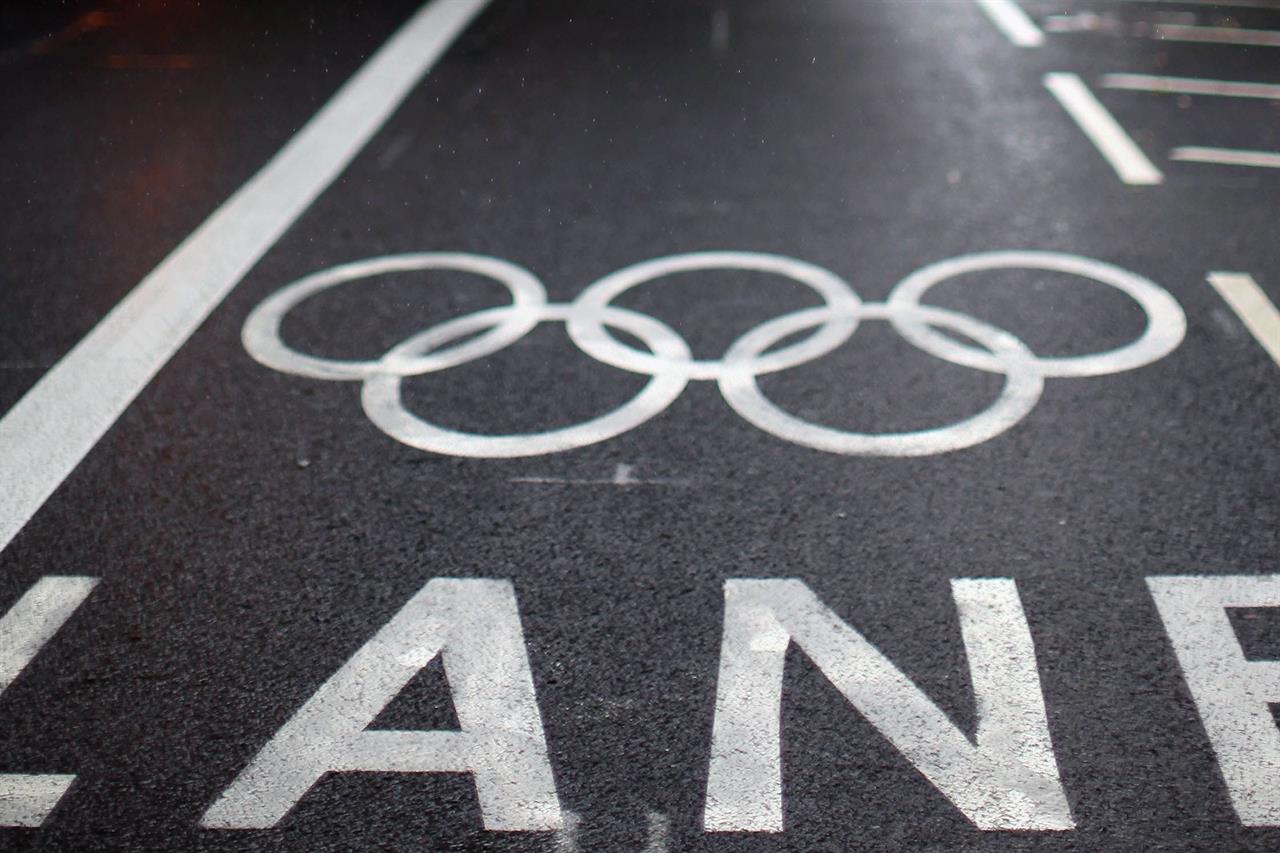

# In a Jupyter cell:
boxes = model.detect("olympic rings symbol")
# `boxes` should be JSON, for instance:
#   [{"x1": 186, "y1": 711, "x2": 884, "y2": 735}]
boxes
[{"x1": 242, "y1": 250, "x2": 1186, "y2": 458}]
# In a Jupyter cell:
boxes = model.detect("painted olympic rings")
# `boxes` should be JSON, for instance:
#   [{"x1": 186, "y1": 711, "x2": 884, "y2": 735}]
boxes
[{"x1": 242, "y1": 250, "x2": 1186, "y2": 458}]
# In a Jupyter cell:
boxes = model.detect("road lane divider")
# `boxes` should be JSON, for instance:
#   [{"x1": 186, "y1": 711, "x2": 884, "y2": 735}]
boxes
[
  {"x1": 975, "y1": 0, "x2": 1045, "y2": 47},
  {"x1": 1044, "y1": 72, "x2": 1164, "y2": 186},
  {"x1": 1153, "y1": 23, "x2": 1280, "y2": 48},
  {"x1": 1173, "y1": 147, "x2": 1280, "y2": 170},
  {"x1": 1101, "y1": 74, "x2": 1280, "y2": 101},
  {"x1": 0, "y1": 0, "x2": 491, "y2": 557}
]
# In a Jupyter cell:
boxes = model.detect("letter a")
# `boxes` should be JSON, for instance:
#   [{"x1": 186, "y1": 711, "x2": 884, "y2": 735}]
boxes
[
  {"x1": 704, "y1": 578, "x2": 1073, "y2": 832},
  {"x1": 202, "y1": 578, "x2": 561, "y2": 830}
]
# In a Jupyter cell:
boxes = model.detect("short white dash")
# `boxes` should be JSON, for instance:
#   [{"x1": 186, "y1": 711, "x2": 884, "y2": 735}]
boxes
[
  {"x1": 1207, "y1": 273, "x2": 1280, "y2": 368},
  {"x1": 1044, "y1": 72, "x2": 1164, "y2": 185},
  {"x1": 1172, "y1": 147, "x2": 1280, "y2": 170},
  {"x1": 975, "y1": 0, "x2": 1045, "y2": 47},
  {"x1": 1101, "y1": 74, "x2": 1280, "y2": 101},
  {"x1": 0, "y1": 775, "x2": 77, "y2": 828},
  {"x1": 0, "y1": 576, "x2": 98, "y2": 827},
  {"x1": 0, "y1": 0, "x2": 492, "y2": 557},
  {"x1": 1115, "y1": 0, "x2": 1280, "y2": 8},
  {"x1": 554, "y1": 810, "x2": 582, "y2": 852},
  {"x1": 1154, "y1": 23, "x2": 1280, "y2": 47},
  {"x1": 643, "y1": 810, "x2": 671, "y2": 852},
  {"x1": 0, "y1": 576, "x2": 99, "y2": 691}
]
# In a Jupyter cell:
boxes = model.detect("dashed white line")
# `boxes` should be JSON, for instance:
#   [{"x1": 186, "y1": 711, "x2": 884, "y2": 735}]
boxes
[
  {"x1": 1102, "y1": 74, "x2": 1280, "y2": 101},
  {"x1": 1044, "y1": 72, "x2": 1164, "y2": 186},
  {"x1": 975, "y1": 0, "x2": 1045, "y2": 47},
  {"x1": 1172, "y1": 146, "x2": 1280, "y2": 170},
  {"x1": 1207, "y1": 273, "x2": 1280, "y2": 368},
  {"x1": 0, "y1": 775, "x2": 77, "y2": 829},
  {"x1": 553, "y1": 810, "x2": 582, "y2": 852},
  {"x1": 0, "y1": 0, "x2": 491, "y2": 556},
  {"x1": 1154, "y1": 23, "x2": 1280, "y2": 47},
  {"x1": 0, "y1": 576, "x2": 98, "y2": 691},
  {"x1": 0, "y1": 576, "x2": 99, "y2": 827}
]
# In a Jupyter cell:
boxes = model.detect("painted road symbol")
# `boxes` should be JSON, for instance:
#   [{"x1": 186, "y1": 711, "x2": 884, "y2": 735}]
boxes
[
  {"x1": 9, "y1": 572, "x2": 1280, "y2": 834},
  {"x1": 242, "y1": 250, "x2": 1187, "y2": 458}
]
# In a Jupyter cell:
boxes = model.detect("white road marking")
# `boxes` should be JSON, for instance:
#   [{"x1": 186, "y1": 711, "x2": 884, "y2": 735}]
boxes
[
  {"x1": 1154, "y1": 23, "x2": 1280, "y2": 47},
  {"x1": 0, "y1": 0, "x2": 491, "y2": 556},
  {"x1": 511, "y1": 463, "x2": 686, "y2": 486},
  {"x1": 1117, "y1": 0, "x2": 1280, "y2": 8},
  {"x1": 1207, "y1": 273, "x2": 1280, "y2": 368},
  {"x1": 201, "y1": 579, "x2": 561, "y2": 831},
  {"x1": 250, "y1": 250, "x2": 1184, "y2": 459},
  {"x1": 709, "y1": 8, "x2": 731, "y2": 54},
  {"x1": 0, "y1": 576, "x2": 98, "y2": 690},
  {"x1": 0, "y1": 576, "x2": 99, "y2": 827},
  {"x1": 1044, "y1": 72, "x2": 1164, "y2": 186},
  {"x1": 1101, "y1": 74, "x2": 1280, "y2": 101},
  {"x1": 643, "y1": 811, "x2": 671, "y2": 852},
  {"x1": 1173, "y1": 147, "x2": 1280, "y2": 170},
  {"x1": 975, "y1": 0, "x2": 1045, "y2": 47},
  {"x1": 553, "y1": 810, "x2": 582, "y2": 851},
  {"x1": 704, "y1": 579, "x2": 1072, "y2": 832},
  {"x1": 0, "y1": 775, "x2": 77, "y2": 829},
  {"x1": 1148, "y1": 575, "x2": 1280, "y2": 826}
]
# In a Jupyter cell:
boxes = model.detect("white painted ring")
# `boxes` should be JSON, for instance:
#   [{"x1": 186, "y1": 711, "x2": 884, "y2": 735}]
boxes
[
  {"x1": 566, "y1": 251, "x2": 861, "y2": 381},
  {"x1": 241, "y1": 253, "x2": 547, "y2": 380},
  {"x1": 886, "y1": 250, "x2": 1186, "y2": 377},
  {"x1": 719, "y1": 302, "x2": 1045, "y2": 456},
  {"x1": 361, "y1": 304, "x2": 689, "y2": 458}
]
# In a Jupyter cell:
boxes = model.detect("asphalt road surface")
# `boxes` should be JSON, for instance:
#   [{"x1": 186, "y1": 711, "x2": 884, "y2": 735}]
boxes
[{"x1": 2, "y1": 0, "x2": 1280, "y2": 849}]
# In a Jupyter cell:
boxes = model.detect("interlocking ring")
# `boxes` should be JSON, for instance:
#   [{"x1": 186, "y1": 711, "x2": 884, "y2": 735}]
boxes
[{"x1": 242, "y1": 249, "x2": 1186, "y2": 459}]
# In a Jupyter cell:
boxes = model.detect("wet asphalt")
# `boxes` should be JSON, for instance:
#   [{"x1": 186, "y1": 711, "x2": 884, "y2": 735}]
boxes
[{"x1": 2, "y1": 0, "x2": 1279, "y2": 849}]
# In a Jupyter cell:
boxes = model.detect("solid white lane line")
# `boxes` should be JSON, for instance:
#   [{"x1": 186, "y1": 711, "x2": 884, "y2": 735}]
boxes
[
  {"x1": 975, "y1": 0, "x2": 1045, "y2": 47},
  {"x1": 1154, "y1": 23, "x2": 1280, "y2": 46},
  {"x1": 1172, "y1": 146, "x2": 1280, "y2": 169},
  {"x1": 1043, "y1": 73, "x2": 1164, "y2": 185},
  {"x1": 1102, "y1": 74, "x2": 1280, "y2": 100},
  {"x1": 1208, "y1": 273, "x2": 1280, "y2": 368},
  {"x1": 0, "y1": 0, "x2": 491, "y2": 556}
]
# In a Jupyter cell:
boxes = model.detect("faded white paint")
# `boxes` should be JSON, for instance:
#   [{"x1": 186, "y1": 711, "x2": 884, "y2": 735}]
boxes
[
  {"x1": 1173, "y1": 147, "x2": 1280, "y2": 170},
  {"x1": 201, "y1": 579, "x2": 561, "y2": 831},
  {"x1": 1148, "y1": 575, "x2": 1280, "y2": 825},
  {"x1": 1153, "y1": 23, "x2": 1280, "y2": 47},
  {"x1": 704, "y1": 579, "x2": 1072, "y2": 832},
  {"x1": 643, "y1": 810, "x2": 671, "y2": 851},
  {"x1": 0, "y1": 576, "x2": 99, "y2": 827}
]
